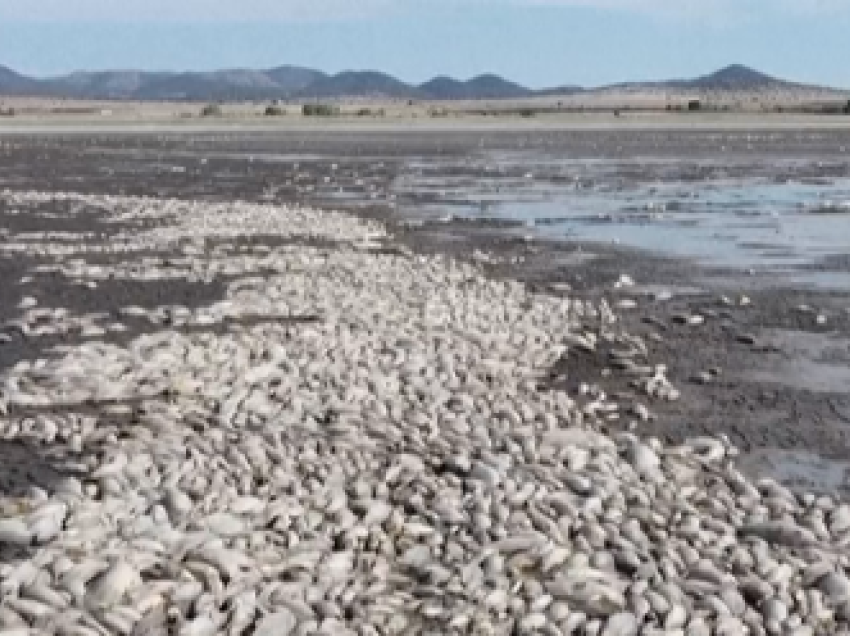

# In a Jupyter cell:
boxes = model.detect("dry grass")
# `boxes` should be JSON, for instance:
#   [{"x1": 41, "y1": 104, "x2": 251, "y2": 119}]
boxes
[{"x1": 1, "y1": 89, "x2": 849, "y2": 131}]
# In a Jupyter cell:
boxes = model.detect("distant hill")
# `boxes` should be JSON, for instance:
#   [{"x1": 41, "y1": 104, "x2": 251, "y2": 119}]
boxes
[
  {"x1": 136, "y1": 70, "x2": 285, "y2": 101},
  {"x1": 299, "y1": 71, "x2": 422, "y2": 99},
  {"x1": 686, "y1": 64, "x2": 784, "y2": 90},
  {"x1": 0, "y1": 65, "x2": 40, "y2": 95},
  {"x1": 420, "y1": 74, "x2": 533, "y2": 100},
  {"x1": 40, "y1": 65, "x2": 329, "y2": 101},
  {"x1": 47, "y1": 71, "x2": 174, "y2": 99},
  {"x1": 603, "y1": 64, "x2": 828, "y2": 94},
  {"x1": 265, "y1": 66, "x2": 328, "y2": 94},
  {"x1": 0, "y1": 63, "x2": 844, "y2": 102}
]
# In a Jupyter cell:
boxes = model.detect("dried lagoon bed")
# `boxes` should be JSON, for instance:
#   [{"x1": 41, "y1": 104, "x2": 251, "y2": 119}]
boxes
[
  {"x1": 0, "y1": 128, "x2": 850, "y2": 634},
  {"x1": 2, "y1": 128, "x2": 849, "y2": 484}
]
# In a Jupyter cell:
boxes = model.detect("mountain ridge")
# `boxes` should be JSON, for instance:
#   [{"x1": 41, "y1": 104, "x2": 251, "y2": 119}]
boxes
[
  {"x1": 0, "y1": 65, "x2": 41, "y2": 94},
  {"x1": 602, "y1": 65, "x2": 807, "y2": 93},
  {"x1": 0, "y1": 64, "x2": 843, "y2": 102}
]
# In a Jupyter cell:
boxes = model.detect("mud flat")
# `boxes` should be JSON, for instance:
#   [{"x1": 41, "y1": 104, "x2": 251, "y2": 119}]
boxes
[
  {"x1": 3, "y1": 128, "x2": 848, "y2": 488},
  {"x1": 1, "y1": 130, "x2": 850, "y2": 634}
]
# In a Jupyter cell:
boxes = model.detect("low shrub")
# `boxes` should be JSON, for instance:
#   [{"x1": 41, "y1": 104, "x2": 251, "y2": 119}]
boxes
[
  {"x1": 356, "y1": 108, "x2": 386, "y2": 117},
  {"x1": 201, "y1": 104, "x2": 222, "y2": 117},
  {"x1": 302, "y1": 104, "x2": 340, "y2": 117},
  {"x1": 264, "y1": 105, "x2": 285, "y2": 116}
]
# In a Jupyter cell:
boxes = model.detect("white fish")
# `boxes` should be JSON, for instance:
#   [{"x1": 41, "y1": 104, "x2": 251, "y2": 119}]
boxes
[
  {"x1": 226, "y1": 590, "x2": 257, "y2": 636},
  {"x1": 27, "y1": 501, "x2": 68, "y2": 544},
  {"x1": 85, "y1": 561, "x2": 142, "y2": 609},
  {"x1": 253, "y1": 609, "x2": 297, "y2": 636},
  {"x1": 0, "y1": 518, "x2": 32, "y2": 546},
  {"x1": 178, "y1": 612, "x2": 227, "y2": 636}
]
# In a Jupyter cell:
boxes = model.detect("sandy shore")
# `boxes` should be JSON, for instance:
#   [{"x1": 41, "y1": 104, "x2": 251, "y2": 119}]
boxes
[{"x1": 1, "y1": 130, "x2": 850, "y2": 634}]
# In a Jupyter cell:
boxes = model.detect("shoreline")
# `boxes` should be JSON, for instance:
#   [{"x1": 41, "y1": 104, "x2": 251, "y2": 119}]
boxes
[{"x1": 374, "y1": 215, "x2": 850, "y2": 490}]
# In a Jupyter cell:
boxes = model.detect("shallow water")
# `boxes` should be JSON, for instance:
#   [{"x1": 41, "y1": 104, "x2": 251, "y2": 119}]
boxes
[
  {"x1": 394, "y1": 153, "x2": 850, "y2": 286},
  {"x1": 741, "y1": 449, "x2": 850, "y2": 495}
]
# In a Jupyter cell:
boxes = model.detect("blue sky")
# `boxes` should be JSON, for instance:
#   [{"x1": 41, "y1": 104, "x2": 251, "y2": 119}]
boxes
[{"x1": 2, "y1": 0, "x2": 849, "y2": 88}]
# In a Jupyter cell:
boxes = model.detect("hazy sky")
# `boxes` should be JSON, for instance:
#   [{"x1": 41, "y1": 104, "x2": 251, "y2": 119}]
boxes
[{"x1": 2, "y1": 0, "x2": 849, "y2": 88}]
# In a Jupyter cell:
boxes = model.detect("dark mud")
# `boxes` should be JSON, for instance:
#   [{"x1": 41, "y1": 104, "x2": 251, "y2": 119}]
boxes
[
  {"x1": 388, "y1": 219, "x2": 850, "y2": 492},
  {"x1": 2, "y1": 129, "x2": 850, "y2": 495}
]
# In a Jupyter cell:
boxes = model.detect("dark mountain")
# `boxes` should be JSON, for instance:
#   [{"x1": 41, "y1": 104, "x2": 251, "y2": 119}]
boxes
[
  {"x1": 420, "y1": 74, "x2": 533, "y2": 100},
  {"x1": 685, "y1": 64, "x2": 785, "y2": 90},
  {"x1": 138, "y1": 70, "x2": 284, "y2": 101},
  {"x1": 42, "y1": 67, "x2": 324, "y2": 101},
  {"x1": 465, "y1": 74, "x2": 533, "y2": 99},
  {"x1": 47, "y1": 71, "x2": 174, "y2": 99},
  {"x1": 418, "y1": 76, "x2": 467, "y2": 99},
  {"x1": 605, "y1": 65, "x2": 812, "y2": 93},
  {"x1": 265, "y1": 65, "x2": 328, "y2": 93},
  {"x1": 0, "y1": 65, "x2": 40, "y2": 94},
  {"x1": 0, "y1": 64, "x2": 843, "y2": 102},
  {"x1": 297, "y1": 71, "x2": 422, "y2": 99}
]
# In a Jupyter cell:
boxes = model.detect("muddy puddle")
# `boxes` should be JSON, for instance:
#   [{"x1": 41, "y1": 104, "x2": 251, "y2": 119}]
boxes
[
  {"x1": 393, "y1": 153, "x2": 850, "y2": 286},
  {"x1": 744, "y1": 329, "x2": 850, "y2": 393},
  {"x1": 740, "y1": 449, "x2": 850, "y2": 496}
]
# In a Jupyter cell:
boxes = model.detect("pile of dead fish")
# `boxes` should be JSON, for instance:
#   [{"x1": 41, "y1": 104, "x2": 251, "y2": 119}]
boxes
[{"x1": 1, "y1": 190, "x2": 849, "y2": 636}]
